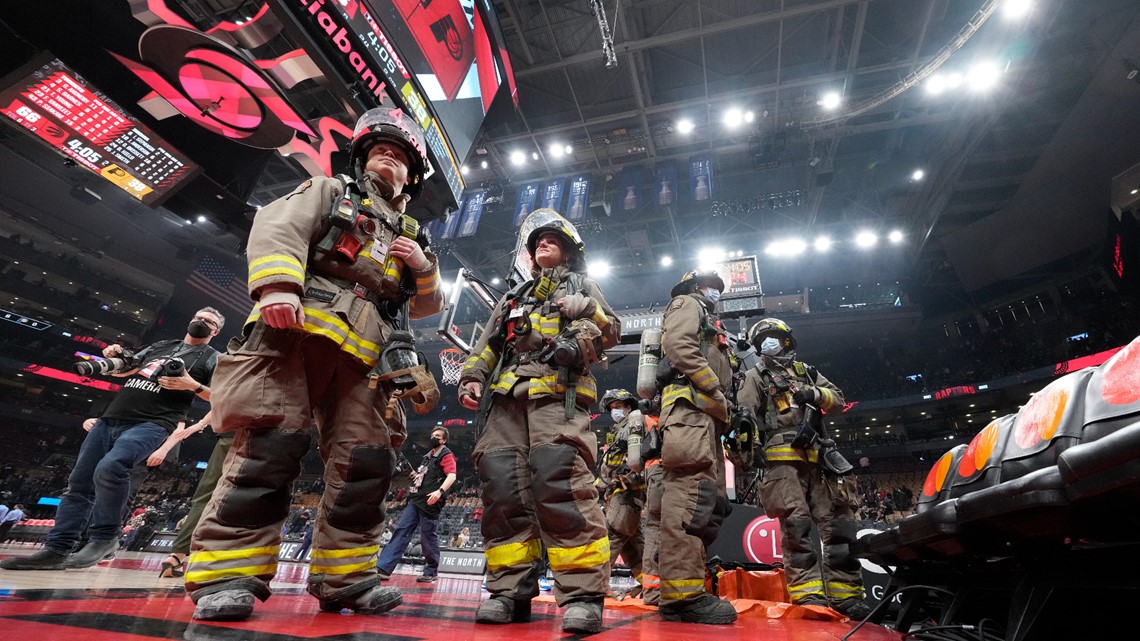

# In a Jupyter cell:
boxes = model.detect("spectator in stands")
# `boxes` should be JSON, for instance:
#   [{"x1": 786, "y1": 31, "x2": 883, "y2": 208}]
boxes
[
  {"x1": 376, "y1": 427, "x2": 456, "y2": 583},
  {"x1": 452, "y1": 527, "x2": 470, "y2": 549},
  {"x1": 294, "y1": 515, "x2": 314, "y2": 561},
  {"x1": 0, "y1": 504, "x2": 25, "y2": 542},
  {"x1": 0, "y1": 309, "x2": 221, "y2": 571}
]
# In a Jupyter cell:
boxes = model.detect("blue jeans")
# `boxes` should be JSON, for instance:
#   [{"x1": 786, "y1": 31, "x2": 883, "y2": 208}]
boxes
[
  {"x1": 376, "y1": 504, "x2": 440, "y2": 576},
  {"x1": 46, "y1": 418, "x2": 169, "y2": 554}
]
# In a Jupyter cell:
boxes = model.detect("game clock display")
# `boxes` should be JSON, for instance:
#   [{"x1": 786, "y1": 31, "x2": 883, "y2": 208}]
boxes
[{"x1": 0, "y1": 57, "x2": 197, "y2": 206}]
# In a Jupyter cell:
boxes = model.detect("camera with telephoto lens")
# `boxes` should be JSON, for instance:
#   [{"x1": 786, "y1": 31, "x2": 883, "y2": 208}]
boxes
[
  {"x1": 147, "y1": 357, "x2": 186, "y2": 382},
  {"x1": 74, "y1": 349, "x2": 137, "y2": 377}
]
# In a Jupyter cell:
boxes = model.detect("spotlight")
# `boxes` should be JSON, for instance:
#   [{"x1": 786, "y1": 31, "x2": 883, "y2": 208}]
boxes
[
  {"x1": 696, "y1": 247, "x2": 726, "y2": 271},
  {"x1": 531, "y1": 152, "x2": 539, "y2": 160},
  {"x1": 968, "y1": 62, "x2": 1001, "y2": 91},
  {"x1": 564, "y1": 144, "x2": 573, "y2": 155},
  {"x1": 855, "y1": 231, "x2": 878, "y2": 248},
  {"x1": 460, "y1": 165, "x2": 470, "y2": 175},
  {"x1": 888, "y1": 229, "x2": 904, "y2": 244},
  {"x1": 820, "y1": 92, "x2": 842, "y2": 110},
  {"x1": 491, "y1": 277, "x2": 501, "y2": 285},
  {"x1": 722, "y1": 108, "x2": 744, "y2": 128},
  {"x1": 549, "y1": 143, "x2": 564, "y2": 158},
  {"x1": 509, "y1": 151, "x2": 525, "y2": 166},
  {"x1": 911, "y1": 169, "x2": 925, "y2": 182},
  {"x1": 677, "y1": 118, "x2": 695, "y2": 134},
  {"x1": 196, "y1": 215, "x2": 207, "y2": 223},
  {"x1": 765, "y1": 239, "x2": 807, "y2": 257},
  {"x1": 441, "y1": 281, "x2": 452, "y2": 295},
  {"x1": 480, "y1": 160, "x2": 489, "y2": 169},
  {"x1": 814, "y1": 236, "x2": 833, "y2": 252},
  {"x1": 589, "y1": 260, "x2": 611, "y2": 277},
  {"x1": 660, "y1": 255, "x2": 673, "y2": 267},
  {"x1": 744, "y1": 111, "x2": 755, "y2": 123},
  {"x1": 1003, "y1": 0, "x2": 1032, "y2": 19}
]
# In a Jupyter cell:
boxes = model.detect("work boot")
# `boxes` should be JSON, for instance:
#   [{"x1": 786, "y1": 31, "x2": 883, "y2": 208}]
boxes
[
  {"x1": 64, "y1": 539, "x2": 119, "y2": 569},
  {"x1": 475, "y1": 595, "x2": 532, "y2": 624},
  {"x1": 193, "y1": 589, "x2": 256, "y2": 621},
  {"x1": 795, "y1": 594, "x2": 831, "y2": 608},
  {"x1": 562, "y1": 599, "x2": 604, "y2": 633},
  {"x1": 642, "y1": 588, "x2": 660, "y2": 607},
  {"x1": 0, "y1": 548, "x2": 69, "y2": 570},
  {"x1": 659, "y1": 593, "x2": 737, "y2": 624},
  {"x1": 319, "y1": 586, "x2": 403, "y2": 614},
  {"x1": 832, "y1": 597, "x2": 873, "y2": 620}
]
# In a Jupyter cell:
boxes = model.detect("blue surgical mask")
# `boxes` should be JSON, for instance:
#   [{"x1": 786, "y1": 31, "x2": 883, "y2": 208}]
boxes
[
  {"x1": 760, "y1": 336, "x2": 782, "y2": 356},
  {"x1": 610, "y1": 408, "x2": 626, "y2": 422},
  {"x1": 704, "y1": 288, "x2": 721, "y2": 303}
]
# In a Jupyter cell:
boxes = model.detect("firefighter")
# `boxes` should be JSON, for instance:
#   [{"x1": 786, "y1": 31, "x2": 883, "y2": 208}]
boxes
[
  {"x1": 737, "y1": 318, "x2": 869, "y2": 619},
  {"x1": 458, "y1": 209, "x2": 620, "y2": 634},
  {"x1": 185, "y1": 108, "x2": 444, "y2": 621},
  {"x1": 598, "y1": 388, "x2": 646, "y2": 598},
  {"x1": 639, "y1": 413, "x2": 663, "y2": 606},
  {"x1": 655, "y1": 270, "x2": 737, "y2": 624}
]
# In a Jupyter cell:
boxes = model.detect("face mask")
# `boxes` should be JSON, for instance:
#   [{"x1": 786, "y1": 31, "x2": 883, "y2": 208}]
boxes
[
  {"x1": 430, "y1": 437, "x2": 442, "y2": 448},
  {"x1": 187, "y1": 320, "x2": 213, "y2": 339},
  {"x1": 610, "y1": 408, "x2": 626, "y2": 422},
  {"x1": 760, "y1": 336, "x2": 783, "y2": 356},
  {"x1": 704, "y1": 288, "x2": 721, "y2": 303}
]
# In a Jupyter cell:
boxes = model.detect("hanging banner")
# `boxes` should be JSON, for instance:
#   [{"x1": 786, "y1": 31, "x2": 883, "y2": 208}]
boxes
[
  {"x1": 542, "y1": 177, "x2": 566, "y2": 212},
  {"x1": 565, "y1": 174, "x2": 591, "y2": 221},
  {"x1": 514, "y1": 182, "x2": 540, "y2": 227},
  {"x1": 617, "y1": 165, "x2": 642, "y2": 212},
  {"x1": 655, "y1": 162, "x2": 678, "y2": 206},
  {"x1": 457, "y1": 189, "x2": 487, "y2": 237},
  {"x1": 439, "y1": 196, "x2": 466, "y2": 240},
  {"x1": 690, "y1": 154, "x2": 713, "y2": 202}
]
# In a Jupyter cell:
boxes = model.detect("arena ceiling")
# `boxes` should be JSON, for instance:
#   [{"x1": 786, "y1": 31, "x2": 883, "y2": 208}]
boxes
[{"x1": 0, "y1": 0, "x2": 1139, "y2": 345}]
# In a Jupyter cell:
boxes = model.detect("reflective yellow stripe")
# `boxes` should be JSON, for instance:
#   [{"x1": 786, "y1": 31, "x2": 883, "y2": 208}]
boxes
[
  {"x1": 661, "y1": 383, "x2": 717, "y2": 409},
  {"x1": 766, "y1": 446, "x2": 820, "y2": 463},
  {"x1": 490, "y1": 370, "x2": 520, "y2": 394},
  {"x1": 547, "y1": 537, "x2": 610, "y2": 571},
  {"x1": 827, "y1": 582, "x2": 864, "y2": 597},
  {"x1": 660, "y1": 578, "x2": 705, "y2": 599},
  {"x1": 185, "y1": 564, "x2": 278, "y2": 583},
  {"x1": 788, "y1": 580, "x2": 824, "y2": 596},
  {"x1": 591, "y1": 305, "x2": 609, "y2": 328},
  {"x1": 690, "y1": 366, "x2": 717, "y2": 390},
  {"x1": 485, "y1": 539, "x2": 542, "y2": 571},
  {"x1": 415, "y1": 272, "x2": 439, "y2": 296},
  {"x1": 641, "y1": 574, "x2": 660, "y2": 589},
  {"x1": 310, "y1": 545, "x2": 379, "y2": 559},
  {"x1": 245, "y1": 307, "x2": 382, "y2": 366},
  {"x1": 249, "y1": 254, "x2": 305, "y2": 285},
  {"x1": 188, "y1": 545, "x2": 280, "y2": 564},
  {"x1": 310, "y1": 559, "x2": 377, "y2": 575},
  {"x1": 819, "y1": 388, "x2": 837, "y2": 410}
]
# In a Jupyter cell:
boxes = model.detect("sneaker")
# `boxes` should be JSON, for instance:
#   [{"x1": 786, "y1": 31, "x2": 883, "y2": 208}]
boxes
[
  {"x1": 319, "y1": 586, "x2": 403, "y2": 614},
  {"x1": 416, "y1": 574, "x2": 437, "y2": 583},
  {"x1": 475, "y1": 595, "x2": 532, "y2": 624},
  {"x1": 377, "y1": 570, "x2": 391, "y2": 581},
  {"x1": 562, "y1": 600, "x2": 603, "y2": 633},
  {"x1": 832, "y1": 597, "x2": 873, "y2": 620},
  {"x1": 193, "y1": 589, "x2": 256, "y2": 621},
  {"x1": 0, "y1": 548, "x2": 69, "y2": 571},
  {"x1": 64, "y1": 539, "x2": 119, "y2": 569},
  {"x1": 659, "y1": 593, "x2": 737, "y2": 625},
  {"x1": 537, "y1": 576, "x2": 553, "y2": 591}
]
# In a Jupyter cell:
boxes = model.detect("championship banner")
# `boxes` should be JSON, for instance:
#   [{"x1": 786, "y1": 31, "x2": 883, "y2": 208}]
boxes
[
  {"x1": 690, "y1": 154, "x2": 713, "y2": 202},
  {"x1": 617, "y1": 165, "x2": 642, "y2": 212},
  {"x1": 457, "y1": 189, "x2": 487, "y2": 237},
  {"x1": 655, "y1": 162, "x2": 678, "y2": 206},
  {"x1": 541, "y1": 177, "x2": 566, "y2": 212},
  {"x1": 565, "y1": 174, "x2": 591, "y2": 221},
  {"x1": 514, "y1": 182, "x2": 539, "y2": 227},
  {"x1": 439, "y1": 196, "x2": 466, "y2": 240}
]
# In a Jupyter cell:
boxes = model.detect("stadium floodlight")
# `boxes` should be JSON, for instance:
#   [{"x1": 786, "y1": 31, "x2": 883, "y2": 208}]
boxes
[
  {"x1": 820, "y1": 92, "x2": 842, "y2": 110},
  {"x1": 855, "y1": 231, "x2": 878, "y2": 248},
  {"x1": 548, "y1": 143, "x2": 564, "y2": 158},
  {"x1": 588, "y1": 260, "x2": 612, "y2": 278},
  {"x1": 696, "y1": 247, "x2": 726, "y2": 270},
  {"x1": 677, "y1": 119, "x2": 695, "y2": 134},
  {"x1": 723, "y1": 108, "x2": 744, "y2": 128},
  {"x1": 968, "y1": 62, "x2": 1001, "y2": 91},
  {"x1": 888, "y1": 230, "x2": 904, "y2": 244},
  {"x1": 1004, "y1": 0, "x2": 1032, "y2": 20},
  {"x1": 814, "y1": 236, "x2": 833, "y2": 252},
  {"x1": 509, "y1": 151, "x2": 525, "y2": 166},
  {"x1": 660, "y1": 255, "x2": 673, "y2": 267},
  {"x1": 911, "y1": 169, "x2": 925, "y2": 182}
]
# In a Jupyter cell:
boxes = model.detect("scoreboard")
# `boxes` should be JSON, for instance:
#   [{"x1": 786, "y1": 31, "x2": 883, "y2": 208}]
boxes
[{"x1": 0, "y1": 57, "x2": 197, "y2": 206}]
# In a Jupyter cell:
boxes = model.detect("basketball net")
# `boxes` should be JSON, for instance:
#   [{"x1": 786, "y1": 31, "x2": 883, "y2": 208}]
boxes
[{"x1": 438, "y1": 348, "x2": 465, "y2": 386}]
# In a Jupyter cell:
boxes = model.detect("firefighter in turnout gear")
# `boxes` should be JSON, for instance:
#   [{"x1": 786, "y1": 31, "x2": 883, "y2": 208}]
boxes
[
  {"x1": 458, "y1": 209, "x2": 620, "y2": 634},
  {"x1": 736, "y1": 318, "x2": 870, "y2": 619},
  {"x1": 598, "y1": 389, "x2": 646, "y2": 598},
  {"x1": 655, "y1": 271, "x2": 737, "y2": 624},
  {"x1": 186, "y1": 108, "x2": 444, "y2": 621},
  {"x1": 638, "y1": 413, "x2": 663, "y2": 606}
]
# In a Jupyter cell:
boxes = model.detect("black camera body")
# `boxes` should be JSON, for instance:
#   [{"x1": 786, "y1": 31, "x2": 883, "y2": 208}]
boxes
[
  {"x1": 73, "y1": 349, "x2": 137, "y2": 377},
  {"x1": 539, "y1": 333, "x2": 582, "y2": 369},
  {"x1": 147, "y1": 357, "x2": 186, "y2": 382}
]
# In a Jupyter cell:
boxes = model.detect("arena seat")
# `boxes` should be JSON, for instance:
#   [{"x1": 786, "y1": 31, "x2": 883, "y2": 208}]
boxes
[
  {"x1": 1059, "y1": 422, "x2": 1140, "y2": 505},
  {"x1": 956, "y1": 466, "x2": 1070, "y2": 543}
]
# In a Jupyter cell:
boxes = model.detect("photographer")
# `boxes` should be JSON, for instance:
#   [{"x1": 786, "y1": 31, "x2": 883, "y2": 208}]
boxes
[{"x1": 0, "y1": 308, "x2": 221, "y2": 571}]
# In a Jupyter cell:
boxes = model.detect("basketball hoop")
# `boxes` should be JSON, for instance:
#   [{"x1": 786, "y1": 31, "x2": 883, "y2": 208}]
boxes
[{"x1": 438, "y1": 348, "x2": 466, "y2": 386}]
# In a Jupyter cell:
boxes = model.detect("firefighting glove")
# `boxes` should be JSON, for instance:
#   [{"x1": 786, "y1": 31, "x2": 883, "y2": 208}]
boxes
[
  {"x1": 259, "y1": 290, "x2": 305, "y2": 329},
  {"x1": 556, "y1": 293, "x2": 597, "y2": 320},
  {"x1": 793, "y1": 386, "x2": 820, "y2": 406}
]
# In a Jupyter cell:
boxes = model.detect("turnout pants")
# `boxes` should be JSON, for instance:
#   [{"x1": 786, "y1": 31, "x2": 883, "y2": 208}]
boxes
[
  {"x1": 604, "y1": 488, "x2": 645, "y2": 581},
  {"x1": 473, "y1": 390, "x2": 609, "y2": 606},
  {"x1": 658, "y1": 400, "x2": 729, "y2": 606},
  {"x1": 639, "y1": 462, "x2": 664, "y2": 602},
  {"x1": 186, "y1": 325, "x2": 404, "y2": 605},
  {"x1": 758, "y1": 459, "x2": 863, "y2": 604}
]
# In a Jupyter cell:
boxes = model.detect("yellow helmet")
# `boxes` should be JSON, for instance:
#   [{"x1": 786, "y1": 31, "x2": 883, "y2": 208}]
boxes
[{"x1": 670, "y1": 270, "x2": 725, "y2": 298}]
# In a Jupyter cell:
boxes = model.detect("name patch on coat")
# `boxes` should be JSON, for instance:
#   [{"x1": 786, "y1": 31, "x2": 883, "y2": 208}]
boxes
[{"x1": 304, "y1": 288, "x2": 336, "y2": 303}]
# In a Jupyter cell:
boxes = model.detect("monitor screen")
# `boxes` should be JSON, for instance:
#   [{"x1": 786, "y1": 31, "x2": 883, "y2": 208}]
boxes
[{"x1": 0, "y1": 57, "x2": 198, "y2": 206}]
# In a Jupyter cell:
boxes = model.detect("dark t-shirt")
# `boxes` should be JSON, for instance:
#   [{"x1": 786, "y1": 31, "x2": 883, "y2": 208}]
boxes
[
  {"x1": 102, "y1": 340, "x2": 217, "y2": 431},
  {"x1": 411, "y1": 447, "x2": 457, "y2": 517}
]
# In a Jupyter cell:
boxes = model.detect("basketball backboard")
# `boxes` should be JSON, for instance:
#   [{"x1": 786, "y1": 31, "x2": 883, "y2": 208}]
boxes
[{"x1": 437, "y1": 268, "x2": 498, "y2": 354}]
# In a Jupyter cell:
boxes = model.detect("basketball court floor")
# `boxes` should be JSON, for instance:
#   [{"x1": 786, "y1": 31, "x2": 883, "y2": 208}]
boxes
[{"x1": 0, "y1": 544, "x2": 902, "y2": 640}]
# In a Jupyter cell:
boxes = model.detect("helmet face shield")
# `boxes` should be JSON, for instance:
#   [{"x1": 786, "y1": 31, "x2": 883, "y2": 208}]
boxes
[
  {"x1": 524, "y1": 208, "x2": 586, "y2": 270},
  {"x1": 349, "y1": 108, "x2": 432, "y2": 198}
]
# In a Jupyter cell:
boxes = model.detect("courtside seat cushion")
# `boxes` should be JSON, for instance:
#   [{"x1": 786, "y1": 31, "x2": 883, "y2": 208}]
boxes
[
  {"x1": 956, "y1": 466, "x2": 1069, "y2": 539},
  {"x1": 1059, "y1": 422, "x2": 1140, "y2": 502},
  {"x1": 898, "y1": 499, "x2": 958, "y2": 549},
  {"x1": 855, "y1": 526, "x2": 904, "y2": 565}
]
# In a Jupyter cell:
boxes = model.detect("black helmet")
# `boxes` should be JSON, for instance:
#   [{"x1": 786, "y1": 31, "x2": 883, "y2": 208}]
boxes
[
  {"x1": 670, "y1": 270, "x2": 726, "y2": 298},
  {"x1": 601, "y1": 388, "x2": 637, "y2": 410},
  {"x1": 525, "y1": 208, "x2": 586, "y2": 272},
  {"x1": 748, "y1": 317, "x2": 797, "y2": 353},
  {"x1": 349, "y1": 108, "x2": 431, "y2": 199}
]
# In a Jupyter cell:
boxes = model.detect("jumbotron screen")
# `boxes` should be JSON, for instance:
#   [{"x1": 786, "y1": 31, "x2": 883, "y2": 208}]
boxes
[{"x1": 0, "y1": 57, "x2": 197, "y2": 206}]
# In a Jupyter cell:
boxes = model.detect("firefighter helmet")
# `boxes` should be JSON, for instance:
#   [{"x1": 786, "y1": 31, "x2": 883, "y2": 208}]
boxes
[
  {"x1": 525, "y1": 208, "x2": 586, "y2": 271},
  {"x1": 670, "y1": 270, "x2": 726, "y2": 298},
  {"x1": 601, "y1": 388, "x2": 637, "y2": 410},
  {"x1": 348, "y1": 108, "x2": 430, "y2": 199},
  {"x1": 748, "y1": 317, "x2": 797, "y2": 354}
]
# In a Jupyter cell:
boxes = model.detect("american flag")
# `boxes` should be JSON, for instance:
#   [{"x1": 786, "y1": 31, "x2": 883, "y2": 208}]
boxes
[{"x1": 186, "y1": 256, "x2": 253, "y2": 317}]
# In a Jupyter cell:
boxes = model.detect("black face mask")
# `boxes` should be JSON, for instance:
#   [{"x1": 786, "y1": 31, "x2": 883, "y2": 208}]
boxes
[
  {"x1": 187, "y1": 320, "x2": 213, "y2": 339},
  {"x1": 430, "y1": 437, "x2": 442, "y2": 448}
]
